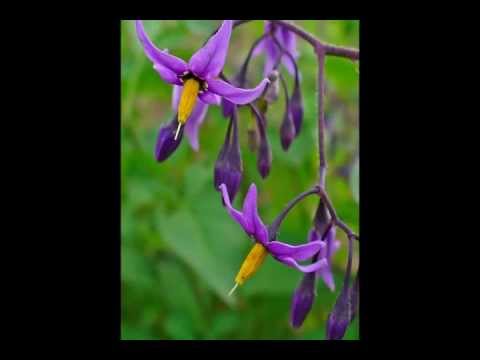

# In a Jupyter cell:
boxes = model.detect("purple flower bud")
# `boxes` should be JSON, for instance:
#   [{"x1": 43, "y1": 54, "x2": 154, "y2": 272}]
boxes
[
  {"x1": 290, "y1": 79, "x2": 303, "y2": 135},
  {"x1": 290, "y1": 272, "x2": 316, "y2": 328},
  {"x1": 250, "y1": 102, "x2": 272, "y2": 178},
  {"x1": 326, "y1": 275, "x2": 359, "y2": 340},
  {"x1": 214, "y1": 107, "x2": 243, "y2": 202},
  {"x1": 257, "y1": 135, "x2": 272, "y2": 178},
  {"x1": 154, "y1": 117, "x2": 183, "y2": 162},
  {"x1": 280, "y1": 111, "x2": 295, "y2": 151}
]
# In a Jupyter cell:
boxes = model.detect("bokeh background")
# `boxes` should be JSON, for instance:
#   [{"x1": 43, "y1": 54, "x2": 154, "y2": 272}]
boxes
[{"x1": 121, "y1": 20, "x2": 359, "y2": 340}]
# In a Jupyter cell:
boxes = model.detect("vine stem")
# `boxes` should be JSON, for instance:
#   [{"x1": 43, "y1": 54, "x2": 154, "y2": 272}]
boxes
[
  {"x1": 317, "y1": 47, "x2": 327, "y2": 187},
  {"x1": 269, "y1": 20, "x2": 359, "y2": 60}
]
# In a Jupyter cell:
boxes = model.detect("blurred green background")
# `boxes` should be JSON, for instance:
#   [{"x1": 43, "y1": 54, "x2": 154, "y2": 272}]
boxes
[{"x1": 121, "y1": 20, "x2": 359, "y2": 340}]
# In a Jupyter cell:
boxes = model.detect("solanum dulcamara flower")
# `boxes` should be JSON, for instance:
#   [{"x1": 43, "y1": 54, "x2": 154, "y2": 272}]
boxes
[
  {"x1": 219, "y1": 183, "x2": 328, "y2": 295},
  {"x1": 136, "y1": 20, "x2": 270, "y2": 140}
]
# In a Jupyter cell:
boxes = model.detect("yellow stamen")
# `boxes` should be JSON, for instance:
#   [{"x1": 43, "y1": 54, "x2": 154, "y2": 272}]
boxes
[
  {"x1": 229, "y1": 243, "x2": 268, "y2": 295},
  {"x1": 178, "y1": 78, "x2": 200, "y2": 124}
]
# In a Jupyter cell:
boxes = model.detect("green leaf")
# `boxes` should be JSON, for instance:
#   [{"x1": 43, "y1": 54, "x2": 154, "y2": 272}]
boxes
[
  {"x1": 157, "y1": 260, "x2": 207, "y2": 333},
  {"x1": 158, "y1": 209, "x2": 238, "y2": 307},
  {"x1": 164, "y1": 312, "x2": 196, "y2": 340}
]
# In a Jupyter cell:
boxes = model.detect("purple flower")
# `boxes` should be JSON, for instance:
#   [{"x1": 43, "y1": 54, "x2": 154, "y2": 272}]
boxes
[
  {"x1": 214, "y1": 107, "x2": 243, "y2": 202},
  {"x1": 253, "y1": 21, "x2": 299, "y2": 77},
  {"x1": 136, "y1": 20, "x2": 270, "y2": 138},
  {"x1": 219, "y1": 183, "x2": 328, "y2": 295},
  {"x1": 326, "y1": 274, "x2": 359, "y2": 340}
]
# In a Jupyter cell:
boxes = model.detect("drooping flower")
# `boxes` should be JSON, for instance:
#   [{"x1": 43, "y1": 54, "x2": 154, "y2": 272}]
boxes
[
  {"x1": 253, "y1": 21, "x2": 299, "y2": 77},
  {"x1": 219, "y1": 183, "x2": 328, "y2": 295},
  {"x1": 214, "y1": 106, "x2": 243, "y2": 202},
  {"x1": 136, "y1": 20, "x2": 270, "y2": 139}
]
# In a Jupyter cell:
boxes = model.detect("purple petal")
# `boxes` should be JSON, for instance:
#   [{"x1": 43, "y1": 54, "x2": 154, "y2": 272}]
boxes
[
  {"x1": 281, "y1": 54, "x2": 297, "y2": 75},
  {"x1": 153, "y1": 63, "x2": 183, "y2": 85},
  {"x1": 276, "y1": 256, "x2": 328, "y2": 273},
  {"x1": 267, "y1": 240, "x2": 325, "y2": 261},
  {"x1": 136, "y1": 20, "x2": 188, "y2": 74},
  {"x1": 207, "y1": 78, "x2": 270, "y2": 105},
  {"x1": 241, "y1": 183, "x2": 268, "y2": 244},
  {"x1": 219, "y1": 183, "x2": 250, "y2": 235},
  {"x1": 263, "y1": 43, "x2": 278, "y2": 77},
  {"x1": 325, "y1": 226, "x2": 337, "y2": 260},
  {"x1": 281, "y1": 27, "x2": 298, "y2": 58},
  {"x1": 251, "y1": 37, "x2": 266, "y2": 57},
  {"x1": 308, "y1": 228, "x2": 320, "y2": 243},
  {"x1": 189, "y1": 20, "x2": 233, "y2": 78},
  {"x1": 184, "y1": 101, "x2": 209, "y2": 151},
  {"x1": 198, "y1": 91, "x2": 221, "y2": 105},
  {"x1": 221, "y1": 98, "x2": 235, "y2": 118},
  {"x1": 172, "y1": 85, "x2": 182, "y2": 110},
  {"x1": 317, "y1": 266, "x2": 336, "y2": 291}
]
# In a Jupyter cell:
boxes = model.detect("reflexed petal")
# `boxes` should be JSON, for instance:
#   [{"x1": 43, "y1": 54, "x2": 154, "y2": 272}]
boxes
[
  {"x1": 251, "y1": 37, "x2": 266, "y2": 57},
  {"x1": 136, "y1": 20, "x2": 188, "y2": 74},
  {"x1": 317, "y1": 266, "x2": 335, "y2": 291},
  {"x1": 241, "y1": 183, "x2": 268, "y2": 243},
  {"x1": 325, "y1": 226, "x2": 337, "y2": 260},
  {"x1": 276, "y1": 256, "x2": 328, "y2": 273},
  {"x1": 263, "y1": 43, "x2": 278, "y2": 77},
  {"x1": 172, "y1": 85, "x2": 182, "y2": 110},
  {"x1": 198, "y1": 91, "x2": 221, "y2": 105},
  {"x1": 219, "y1": 183, "x2": 250, "y2": 234},
  {"x1": 207, "y1": 78, "x2": 270, "y2": 105},
  {"x1": 267, "y1": 240, "x2": 325, "y2": 261},
  {"x1": 184, "y1": 101, "x2": 209, "y2": 151},
  {"x1": 282, "y1": 54, "x2": 297, "y2": 75},
  {"x1": 308, "y1": 228, "x2": 319, "y2": 243},
  {"x1": 153, "y1": 63, "x2": 183, "y2": 85},
  {"x1": 189, "y1": 20, "x2": 233, "y2": 78},
  {"x1": 221, "y1": 98, "x2": 235, "y2": 118},
  {"x1": 281, "y1": 27, "x2": 298, "y2": 58}
]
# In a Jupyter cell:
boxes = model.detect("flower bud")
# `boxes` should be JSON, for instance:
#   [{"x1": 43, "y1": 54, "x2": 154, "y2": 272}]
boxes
[
  {"x1": 214, "y1": 108, "x2": 243, "y2": 202},
  {"x1": 154, "y1": 116, "x2": 183, "y2": 162},
  {"x1": 257, "y1": 135, "x2": 272, "y2": 178},
  {"x1": 326, "y1": 276, "x2": 359, "y2": 340},
  {"x1": 290, "y1": 79, "x2": 303, "y2": 135},
  {"x1": 290, "y1": 272, "x2": 316, "y2": 328},
  {"x1": 280, "y1": 111, "x2": 296, "y2": 151}
]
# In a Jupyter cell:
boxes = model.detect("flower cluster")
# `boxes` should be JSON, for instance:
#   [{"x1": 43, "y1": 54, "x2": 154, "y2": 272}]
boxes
[{"x1": 135, "y1": 19, "x2": 359, "y2": 340}]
